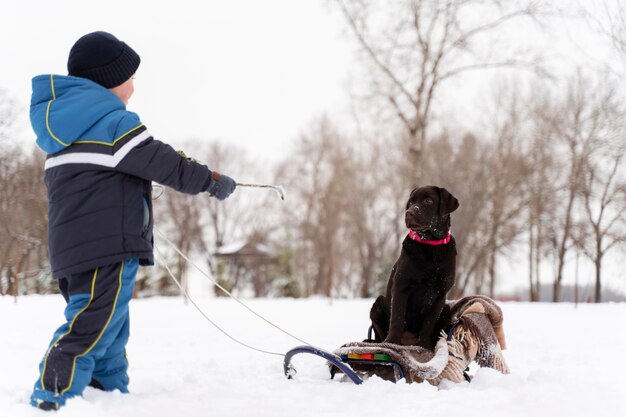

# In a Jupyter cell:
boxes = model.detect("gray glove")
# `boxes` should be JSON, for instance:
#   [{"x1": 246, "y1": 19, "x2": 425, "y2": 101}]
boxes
[{"x1": 206, "y1": 171, "x2": 236, "y2": 201}]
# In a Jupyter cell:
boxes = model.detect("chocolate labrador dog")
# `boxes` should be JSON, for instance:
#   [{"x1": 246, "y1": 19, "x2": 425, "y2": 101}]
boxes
[{"x1": 370, "y1": 186, "x2": 459, "y2": 350}]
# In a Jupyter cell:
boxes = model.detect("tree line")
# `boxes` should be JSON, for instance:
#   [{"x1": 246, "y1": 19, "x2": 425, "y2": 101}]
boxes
[{"x1": 1, "y1": 0, "x2": 625, "y2": 302}]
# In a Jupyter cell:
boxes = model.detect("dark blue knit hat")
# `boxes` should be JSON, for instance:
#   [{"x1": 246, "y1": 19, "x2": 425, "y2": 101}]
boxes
[{"x1": 67, "y1": 31, "x2": 140, "y2": 89}]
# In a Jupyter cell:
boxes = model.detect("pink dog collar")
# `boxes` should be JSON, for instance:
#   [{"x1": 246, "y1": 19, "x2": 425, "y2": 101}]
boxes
[{"x1": 408, "y1": 230, "x2": 451, "y2": 245}]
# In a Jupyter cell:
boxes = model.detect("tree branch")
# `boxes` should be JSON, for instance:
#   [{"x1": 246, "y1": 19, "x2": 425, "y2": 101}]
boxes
[
  {"x1": 439, "y1": 59, "x2": 541, "y2": 82},
  {"x1": 338, "y1": 0, "x2": 418, "y2": 108},
  {"x1": 444, "y1": 6, "x2": 536, "y2": 56}
]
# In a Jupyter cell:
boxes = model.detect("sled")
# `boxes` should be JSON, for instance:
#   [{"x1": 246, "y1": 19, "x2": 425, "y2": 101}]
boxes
[
  {"x1": 283, "y1": 334, "x2": 446, "y2": 385},
  {"x1": 283, "y1": 295, "x2": 510, "y2": 385}
]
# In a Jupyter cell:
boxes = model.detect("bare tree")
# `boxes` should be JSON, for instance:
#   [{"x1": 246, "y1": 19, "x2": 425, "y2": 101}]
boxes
[
  {"x1": 525, "y1": 102, "x2": 559, "y2": 301},
  {"x1": 0, "y1": 150, "x2": 48, "y2": 298},
  {"x1": 277, "y1": 117, "x2": 355, "y2": 297},
  {"x1": 150, "y1": 140, "x2": 280, "y2": 297},
  {"x1": 580, "y1": 0, "x2": 626, "y2": 59},
  {"x1": 424, "y1": 89, "x2": 530, "y2": 298},
  {"x1": 577, "y1": 146, "x2": 626, "y2": 302},
  {"x1": 155, "y1": 187, "x2": 204, "y2": 296},
  {"x1": 0, "y1": 90, "x2": 49, "y2": 298},
  {"x1": 478, "y1": 92, "x2": 531, "y2": 297},
  {"x1": 0, "y1": 88, "x2": 20, "y2": 144},
  {"x1": 533, "y1": 72, "x2": 619, "y2": 302},
  {"x1": 336, "y1": 0, "x2": 544, "y2": 184},
  {"x1": 343, "y1": 135, "x2": 399, "y2": 297},
  {"x1": 200, "y1": 141, "x2": 283, "y2": 295}
]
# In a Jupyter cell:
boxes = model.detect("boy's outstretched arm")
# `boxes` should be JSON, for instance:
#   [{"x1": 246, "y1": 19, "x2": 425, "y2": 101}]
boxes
[{"x1": 115, "y1": 126, "x2": 236, "y2": 200}]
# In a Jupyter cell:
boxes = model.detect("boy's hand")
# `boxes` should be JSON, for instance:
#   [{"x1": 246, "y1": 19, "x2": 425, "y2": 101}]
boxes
[{"x1": 207, "y1": 171, "x2": 236, "y2": 201}]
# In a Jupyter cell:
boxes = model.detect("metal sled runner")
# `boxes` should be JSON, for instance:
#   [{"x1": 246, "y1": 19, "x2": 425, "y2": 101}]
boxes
[{"x1": 283, "y1": 345, "x2": 406, "y2": 385}]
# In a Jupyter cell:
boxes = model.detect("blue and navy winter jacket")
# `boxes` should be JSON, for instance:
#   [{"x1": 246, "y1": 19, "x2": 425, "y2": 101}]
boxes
[{"x1": 31, "y1": 74, "x2": 212, "y2": 278}]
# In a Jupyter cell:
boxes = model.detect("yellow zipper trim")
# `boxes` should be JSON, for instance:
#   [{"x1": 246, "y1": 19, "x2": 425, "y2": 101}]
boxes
[
  {"x1": 45, "y1": 74, "x2": 70, "y2": 147},
  {"x1": 40, "y1": 267, "x2": 99, "y2": 390},
  {"x1": 144, "y1": 197, "x2": 150, "y2": 229},
  {"x1": 61, "y1": 261, "x2": 125, "y2": 395},
  {"x1": 74, "y1": 124, "x2": 145, "y2": 146},
  {"x1": 50, "y1": 74, "x2": 56, "y2": 100}
]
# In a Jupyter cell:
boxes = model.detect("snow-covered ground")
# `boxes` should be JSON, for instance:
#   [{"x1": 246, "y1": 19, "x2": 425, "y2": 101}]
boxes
[{"x1": 1, "y1": 296, "x2": 625, "y2": 417}]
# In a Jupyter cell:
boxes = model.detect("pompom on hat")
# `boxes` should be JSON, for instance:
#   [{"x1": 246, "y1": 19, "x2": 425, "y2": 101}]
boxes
[{"x1": 67, "y1": 31, "x2": 140, "y2": 89}]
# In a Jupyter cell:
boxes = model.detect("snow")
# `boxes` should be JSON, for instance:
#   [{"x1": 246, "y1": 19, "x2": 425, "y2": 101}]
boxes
[{"x1": 2, "y1": 296, "x2": 626, "y2": 417}]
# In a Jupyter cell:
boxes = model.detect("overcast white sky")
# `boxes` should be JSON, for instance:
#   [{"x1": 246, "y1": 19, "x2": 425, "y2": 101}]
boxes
[
  {"x1": 2, "y1": 1, "x2": 623, "y2": 161},
  {"x1": 1, "y1": 0, "x2": 354, "y2": 161}
]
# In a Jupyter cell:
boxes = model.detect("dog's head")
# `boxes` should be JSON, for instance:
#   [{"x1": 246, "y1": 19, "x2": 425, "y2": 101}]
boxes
[{"x1": 405, "y1": 186, "x2": 459, "y2": 238}]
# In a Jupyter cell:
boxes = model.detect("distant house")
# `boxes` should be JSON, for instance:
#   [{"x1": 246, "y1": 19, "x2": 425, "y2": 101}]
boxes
[{"x1": 213, "y1": 238, "x2": 277, "y2": 297}]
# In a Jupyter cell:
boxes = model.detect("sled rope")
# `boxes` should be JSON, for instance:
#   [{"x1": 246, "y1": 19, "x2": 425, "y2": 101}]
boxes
[
  {"x1": 154, "y1": 242, "x2": 285, "y2": 357},
  {"x1": 154, "y1": 227, "x2": 314, "y2": 349}
]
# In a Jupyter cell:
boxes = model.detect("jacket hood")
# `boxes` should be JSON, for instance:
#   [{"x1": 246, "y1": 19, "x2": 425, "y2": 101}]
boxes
[{"x1": 30, "y1": 74, "x2": 128, "y2": 154}]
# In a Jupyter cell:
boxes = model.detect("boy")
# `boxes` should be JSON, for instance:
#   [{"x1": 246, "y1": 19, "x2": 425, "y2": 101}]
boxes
[{"x1": 29, "y1": 31, "x2": 236, "y2": 410}]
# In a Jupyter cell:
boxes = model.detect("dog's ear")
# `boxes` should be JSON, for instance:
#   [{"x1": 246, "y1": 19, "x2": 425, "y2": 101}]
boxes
[{"x1": 438, "y1": 187, "x2": 459, "y2": 216}]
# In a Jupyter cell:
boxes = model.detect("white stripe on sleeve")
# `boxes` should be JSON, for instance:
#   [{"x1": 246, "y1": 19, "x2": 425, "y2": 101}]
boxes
[{"x1": 44, "y1": 130, "x2": 152, "y2": 170}]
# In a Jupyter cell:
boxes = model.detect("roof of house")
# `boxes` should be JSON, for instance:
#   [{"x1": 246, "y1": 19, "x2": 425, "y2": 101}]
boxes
[{"x1": 214, "y1": 240, "x2": 272, "y2": 257}]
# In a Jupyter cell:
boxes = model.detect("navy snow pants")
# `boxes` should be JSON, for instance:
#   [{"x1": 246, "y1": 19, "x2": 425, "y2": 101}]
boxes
[{"x1": 30, "y1": 259, "x2": 138, "y2": 409}]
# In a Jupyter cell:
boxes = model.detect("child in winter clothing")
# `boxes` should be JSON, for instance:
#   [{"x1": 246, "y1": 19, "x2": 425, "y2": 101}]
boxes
[{"x1": 29, "y1": 31, "x2": 237, "y2": 410}]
